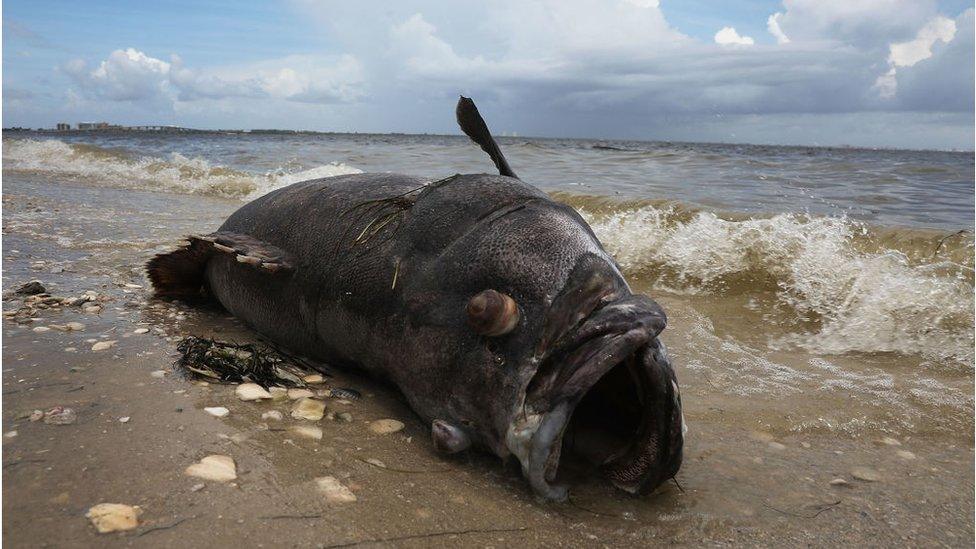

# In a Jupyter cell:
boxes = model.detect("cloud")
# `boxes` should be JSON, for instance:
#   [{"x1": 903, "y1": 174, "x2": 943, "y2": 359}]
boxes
[
  {"x1": 767, "y1": 13, "x2": 790, "y2": 44},
  {"x1": 63, "y1": 48, "x2": 365, "y2": 107},
  {"x1": 64, "y1": 48, "x2": 172, "y2": 102},
  {"x1": 2, "y1": 18, "x2": 63, "y2": 51},
  {"x1": 888, "y1": 15, "x2": 956, "y2": 66},
  {"x1": 874, "y1": 15, "x2": 957, "y2": 98},
  {"x1": 714, "y1": 27, "x2": 754, "y2": 46},
  {"x1": 292, "y1": 0, "x2": 965, "y2": 119},
  {"x1": 771, "y1": 0, "x2": 940, "y2": 48},
  {"x1": 890, "y1": 9, "x2": 974, "y2": 111},
  {"x1": 6, "y1": 0, "x2": 971, "y2": 147}
]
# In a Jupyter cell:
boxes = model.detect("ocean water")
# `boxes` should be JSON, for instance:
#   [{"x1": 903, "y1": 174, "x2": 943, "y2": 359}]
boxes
[
  {"x1": 3, "y1": 132, "x2": 974, "y2": 442},
  {"x1": 4, "y1": 132, "x2": 972, "y2": 228}
]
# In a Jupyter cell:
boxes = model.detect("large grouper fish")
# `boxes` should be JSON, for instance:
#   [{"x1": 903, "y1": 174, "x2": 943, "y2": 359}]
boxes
[{"x1": 147, "y1": 97, "x2": 684, "y2": 501}]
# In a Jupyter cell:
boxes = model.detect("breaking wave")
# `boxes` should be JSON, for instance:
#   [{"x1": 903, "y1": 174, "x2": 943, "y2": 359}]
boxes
[
  {"x1": 554, "y1": 192, "x2": 975, "y2": 368},
  {"x1": 2, "y1": 138, "x2": 362, "y2": 200}
]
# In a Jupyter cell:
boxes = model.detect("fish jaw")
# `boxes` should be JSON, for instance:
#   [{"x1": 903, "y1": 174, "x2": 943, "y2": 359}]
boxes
[{"x1": 505, "y1": 295, "x2": 684, "y2": 501}]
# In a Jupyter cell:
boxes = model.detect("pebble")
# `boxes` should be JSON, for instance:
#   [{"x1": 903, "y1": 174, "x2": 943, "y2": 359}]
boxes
[
  {"x1": 32, "y1": 326, "x2": 51, "y2": 333},
  {"x1": 133, "y1": 328, "x2": 149, "y2": 334},
  {"x1": 204, "y1": 407, "x2": 230, "y2": 418},
  {"x1": 185, "y1": 455, "x2": 237, "y2": 482},
  {"x1": 261, "y1": 410, "x2": 284, "y2": 421},
  {"x1": 896, "y1": 450, "x2": 916, "y2": 460},
  {"x1": 86, "y1": 503, "x2": 142, "y2": 533},
  {"x1": 750, "y1": 431, "x2": 774, "y2": 443},
  {"x1": 124, "y1": 283, "x2": 143, "y2": 289},
  {"x1": 14, "y1": 281, "x2": 46, "y2": 295},
  {"x1": 43, "y1": 406, "x2": 77, "y2": 425},
  {"x1": 150, "y1": 370, "x2": 167, "y2": 378},
  {"x1": 119, "y1": 417, "x2": 131, "y2": 423},
  {"x1": 28, "y1": 410, "x2": 44, "y2": 422},
  {"x1": 289, "y1": 425, "x2": 323, "y2": 440},
  {"x1": 65, "y1": 322, "x2": 86, "y2": 331},
  {"x1": 303, "y1": 374, "x2": 326, "y2": 384},
  {"x1": 880, "y1": 436, "x2": 901, "y2": 446},
  {"x1": 91, "y1": 340, "x2": 117, "y2": 352},
  {"x1": 269, "y1": 387, "x2": 288, "y2": 400},
  {"x1": 335, "y1": 412, "x2": 353, "y2": 423},
  {"x1": 364, "y1": 457, "x2": 386, "y2": 468},
  {"x1": 292, "y1": 398, "x2": 326, "y2": 421},
  {"x1": 190, "y1": 483, "x2": 205, "y2": 492},
  {"x1": 4, "y1": 430, "x2": 18, "y2": 439},
  {"x1": 829, "y1": 478, "x2": 850, "y2": 487},
  {"x1": 287, "y1": 388, "x2": 314, "y2": 400},
  {"x1": 851, "y1": 467, "x2": 881, "y2": 482},
  {"x1": 236, "y1": 383, "x2": 272, "y2": 401},
  {"x1": 315, "y1": 476, "x2": 357, "y2": 503},
  {"x1": 369, "y1": 419, "x2": 405, "y2": 435},
  {"x1": 768, "y1": 442, "x2": 786, "y2": 451}
]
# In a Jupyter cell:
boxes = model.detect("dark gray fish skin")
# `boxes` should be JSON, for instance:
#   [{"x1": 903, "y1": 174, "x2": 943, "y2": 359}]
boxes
[{"x1": 148, "y1": 100, "x2": 683, "y2": 501}]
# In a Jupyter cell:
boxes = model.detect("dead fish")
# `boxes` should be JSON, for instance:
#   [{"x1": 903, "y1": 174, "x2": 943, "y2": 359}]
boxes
[{"x1": 147, "y1": 97, "x2": 683, "y2": 501}]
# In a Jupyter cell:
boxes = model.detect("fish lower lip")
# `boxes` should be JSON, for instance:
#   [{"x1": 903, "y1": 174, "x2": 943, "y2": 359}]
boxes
[{"x1": 510, "y1": 325, "x2": 681, "y2": 501}]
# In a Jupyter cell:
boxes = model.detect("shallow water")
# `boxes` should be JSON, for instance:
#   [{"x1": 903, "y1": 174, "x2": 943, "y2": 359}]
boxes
[{"x1": 2, "y1": 132, "x2": 973, "y2": 545}]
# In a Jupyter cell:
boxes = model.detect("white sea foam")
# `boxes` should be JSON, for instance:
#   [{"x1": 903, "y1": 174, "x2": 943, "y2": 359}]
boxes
[
  {"x1": 2, "y1": 138, "x2": 362, "y2": 200},
  {"x1": 581, "y1": 204, "x2": 974, "y2": 367}
]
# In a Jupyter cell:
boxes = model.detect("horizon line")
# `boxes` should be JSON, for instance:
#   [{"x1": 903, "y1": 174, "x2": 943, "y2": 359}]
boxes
[{"x1": 3, "y1": 125, "x2": 973, "y2": 155}]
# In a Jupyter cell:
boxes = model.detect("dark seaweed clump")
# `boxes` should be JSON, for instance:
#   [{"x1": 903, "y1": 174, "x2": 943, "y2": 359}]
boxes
[{"x1": 174, "y1": 336, "x2": 318, "y2": 387}]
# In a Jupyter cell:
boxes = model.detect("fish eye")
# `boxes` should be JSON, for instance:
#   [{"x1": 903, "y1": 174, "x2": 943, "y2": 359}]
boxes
[{"x1": 466, "y1": 289, "x2": 520, "y2": 336}]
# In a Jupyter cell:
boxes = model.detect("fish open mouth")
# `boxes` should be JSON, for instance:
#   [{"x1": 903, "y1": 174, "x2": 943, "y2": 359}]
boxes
[{"x1": 506, "y1": 295, "x2": 684, "y2": 501}]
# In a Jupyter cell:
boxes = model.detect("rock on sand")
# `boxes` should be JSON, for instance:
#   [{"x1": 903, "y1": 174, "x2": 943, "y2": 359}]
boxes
[
  {"x1": 236, "y1": 383, "x2": 272, "y2": 401},
  {"x1": 369, "y1": 419, "x2": 404, "y2": 435},
  {"x1": 185, "y1": 455, "x2": 237, "y2": 482},
  {"x1": 315, "y1": 476, "x2": 357, "y2": 503},
  {"x1": 86, "y1": 503, "x2": 142, "y2": 533}
]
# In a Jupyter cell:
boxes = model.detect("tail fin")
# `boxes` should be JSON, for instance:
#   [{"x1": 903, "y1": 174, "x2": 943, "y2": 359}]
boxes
[
  {"x1": 147, "y1": 238, "x2": 214, "y2": 299},
  {"x1": 147, "y1": 233, "x2": 294, "y2": 298},
  {"x1": 456, "y1": 96, "x2": 518, "y2": 178}
]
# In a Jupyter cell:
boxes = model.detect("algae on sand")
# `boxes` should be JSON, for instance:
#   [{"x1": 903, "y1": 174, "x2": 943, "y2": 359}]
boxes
[{"x1": 174, "y1": 336, "x2": 326, "y2": 387}]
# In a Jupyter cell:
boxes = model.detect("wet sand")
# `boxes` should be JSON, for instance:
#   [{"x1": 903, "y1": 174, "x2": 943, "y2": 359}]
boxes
[{"x1": 2, "y1": 175, "x2": 973, "y2": 547}]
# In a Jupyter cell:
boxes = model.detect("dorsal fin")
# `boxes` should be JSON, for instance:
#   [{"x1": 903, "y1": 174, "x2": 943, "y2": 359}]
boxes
[{"x1": 456, "y1": 96, "x2": 518, "y2": 179}]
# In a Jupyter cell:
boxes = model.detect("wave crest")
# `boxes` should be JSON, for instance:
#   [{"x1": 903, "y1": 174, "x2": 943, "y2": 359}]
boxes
[
  {"x1": 2, "y1": 138, "x2": 362, "y2": 200},
  {"x1": 561, "y1": 193, "x2": 974, "y2": 367}
]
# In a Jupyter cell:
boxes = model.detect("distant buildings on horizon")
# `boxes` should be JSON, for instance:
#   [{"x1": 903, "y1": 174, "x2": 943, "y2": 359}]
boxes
[
  {"x1": 47, "y1": 122, "x2": 195, "y2": 132},
  {"x1": 3, "y1": 122, "x2": 325, "y2": 134}
]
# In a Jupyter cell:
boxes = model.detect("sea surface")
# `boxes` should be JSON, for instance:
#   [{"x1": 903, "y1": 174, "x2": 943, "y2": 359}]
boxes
[
  {"x1": 4, "y1": 132, "x2": 973, "y2": 367},
  {"x1": 2, "y1": 131, "x2": 973, "y2": 544}
]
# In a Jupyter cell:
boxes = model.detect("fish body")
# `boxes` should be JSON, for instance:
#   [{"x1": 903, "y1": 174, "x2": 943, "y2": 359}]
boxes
[{"x1": 148, "y1": 98, "x2": 683, "y2": 500}]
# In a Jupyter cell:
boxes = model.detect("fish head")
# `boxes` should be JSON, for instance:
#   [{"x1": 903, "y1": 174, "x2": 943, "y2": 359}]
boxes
[
  {"x1": 414, "y1": 193, "x2": 684, "y2": 501},
  {"x1": 509, "y1": 253, "x2": 684, "y2": 501}
]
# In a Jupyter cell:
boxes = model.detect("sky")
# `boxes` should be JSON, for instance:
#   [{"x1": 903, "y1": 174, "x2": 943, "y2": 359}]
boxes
[{"x1": 2, "y1": 0, "x2": 974, "y2": 149}]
